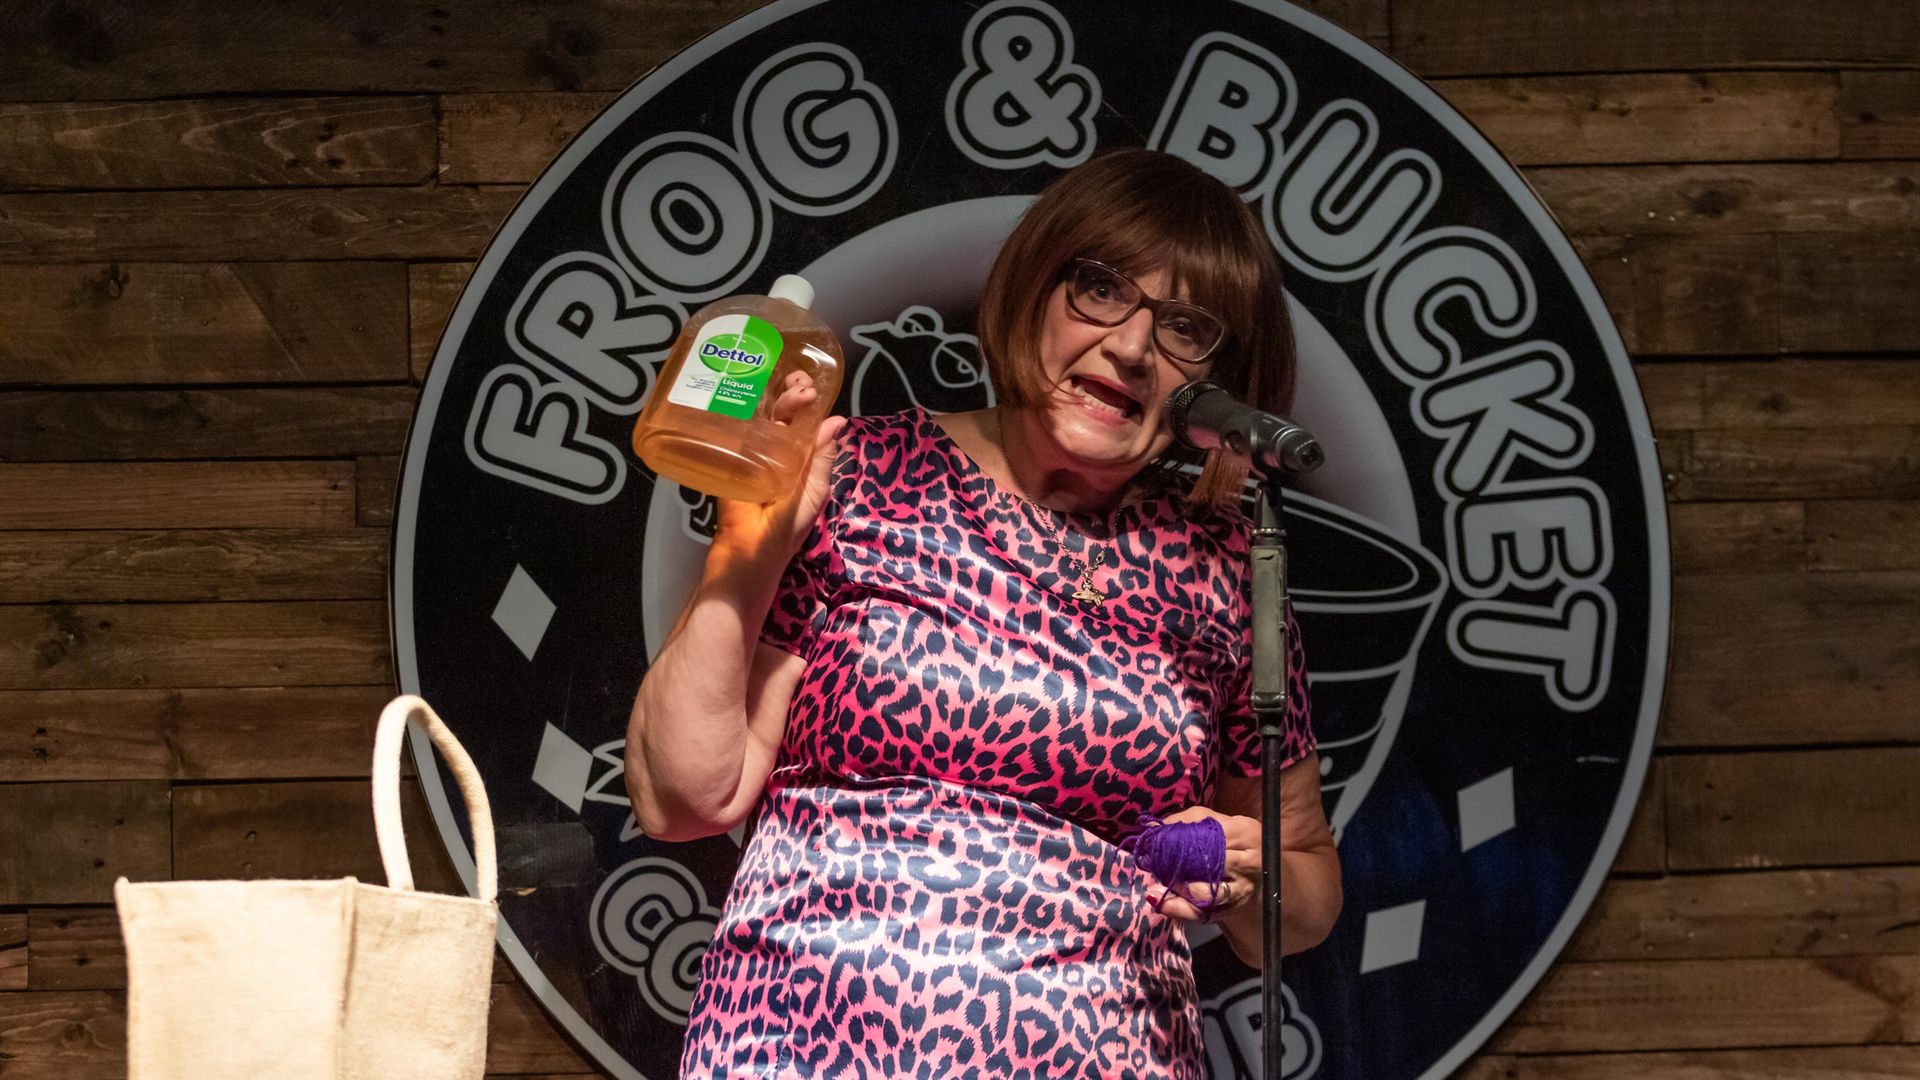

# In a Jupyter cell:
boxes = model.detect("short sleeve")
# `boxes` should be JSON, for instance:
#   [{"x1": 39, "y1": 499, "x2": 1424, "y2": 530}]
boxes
[
  {"x1": 1219, "y1": 597, "x2": 1314, "y2": 778},
  {"x1": 758, "y1": 509, "x2": 835, "y2": 658},
  {"x1": 756, "y1": 424, "x2": 858, "y2": 658}
]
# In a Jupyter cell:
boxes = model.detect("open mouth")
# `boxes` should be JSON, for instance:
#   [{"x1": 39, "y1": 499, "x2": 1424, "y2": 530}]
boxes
[{"x1": 1068, "y1": 375, "x2": 1143, "y2": 421}]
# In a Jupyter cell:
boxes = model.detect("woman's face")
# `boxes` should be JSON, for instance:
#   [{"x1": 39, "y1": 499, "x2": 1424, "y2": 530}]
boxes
[{"x1": 1029, "y1": 265, "x2": 1213, "y2": 480}]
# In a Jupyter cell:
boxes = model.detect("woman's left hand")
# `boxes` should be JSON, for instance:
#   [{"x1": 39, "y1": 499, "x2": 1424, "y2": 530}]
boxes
[{"x1": 1142, "y1": 805, "x2": 1261, "y2": 922}]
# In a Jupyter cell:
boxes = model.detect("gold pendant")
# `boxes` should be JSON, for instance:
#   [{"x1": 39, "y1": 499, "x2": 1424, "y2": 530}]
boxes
[{"x1": 1072, "y1": 573, "x2": 1106, "y2": 605}]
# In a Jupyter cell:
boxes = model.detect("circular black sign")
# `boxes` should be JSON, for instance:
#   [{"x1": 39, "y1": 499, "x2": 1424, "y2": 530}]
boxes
[{"x1": 393, "y1": 2, "x2": 1670, "y2": 1077}]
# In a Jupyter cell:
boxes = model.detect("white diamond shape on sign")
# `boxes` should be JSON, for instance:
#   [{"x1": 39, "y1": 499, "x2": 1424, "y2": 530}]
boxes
[
  {"x1": 1458, "y1": 767, "x2": 1517, "y2": 852},
  {"x1": 533, "y1": 723, "x2": 594, "y2": 813},
  {"x1": 492, "y1": 565, "x2": 556, "y2": 660},
  {"x1": 1359, "y1": 900, "x2": 1426, "y2": 974}
]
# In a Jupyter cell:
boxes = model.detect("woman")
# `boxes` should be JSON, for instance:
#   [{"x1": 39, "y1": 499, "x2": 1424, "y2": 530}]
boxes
[{"x1": 627, "y1": 148, "x2": 1340, "y2": 1079}]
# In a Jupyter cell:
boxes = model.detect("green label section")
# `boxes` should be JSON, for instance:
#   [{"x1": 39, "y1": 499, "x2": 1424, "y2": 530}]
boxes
[{"x1": 666, "y1": 313, "x2": 784, "y2": 418}]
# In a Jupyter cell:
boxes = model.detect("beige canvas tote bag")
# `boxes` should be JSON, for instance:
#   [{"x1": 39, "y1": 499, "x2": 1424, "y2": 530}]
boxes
[{"x1": 116, "y1": 695, "x2": 499, "y2": 1079}]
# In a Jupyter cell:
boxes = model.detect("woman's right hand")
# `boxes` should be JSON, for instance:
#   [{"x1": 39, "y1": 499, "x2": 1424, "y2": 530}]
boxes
[{"x1": 710, "y1": 370, "x2": 846, "y2": 566}]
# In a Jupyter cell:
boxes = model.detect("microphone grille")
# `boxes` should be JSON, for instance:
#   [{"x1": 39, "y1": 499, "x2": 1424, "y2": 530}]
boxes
[{"x1": 1163, "y1": 380, "x2": 1222, "y2": 448}]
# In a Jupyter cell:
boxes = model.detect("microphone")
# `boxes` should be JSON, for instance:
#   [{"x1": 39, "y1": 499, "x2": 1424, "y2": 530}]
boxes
[{"x1": 1163, "y1": 381, "x2": 1325, "y2": 477}]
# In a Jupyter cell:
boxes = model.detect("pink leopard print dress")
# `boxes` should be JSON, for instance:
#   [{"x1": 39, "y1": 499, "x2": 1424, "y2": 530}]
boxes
[{"x1": 680, "y1": 408, "x2": 1313, "y2": 1079}]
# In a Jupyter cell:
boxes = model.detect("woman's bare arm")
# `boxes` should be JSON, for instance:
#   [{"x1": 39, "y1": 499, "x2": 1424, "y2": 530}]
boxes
[
  {"x1": 623, "y1": 378, "x2": 841, "y2": 841},
  {"x1": 1210, "y1": 757, "x2": 1342, "y2": 966},
  {"x1": 626, "y1": 556, "x2": 809, "y2": 841}
]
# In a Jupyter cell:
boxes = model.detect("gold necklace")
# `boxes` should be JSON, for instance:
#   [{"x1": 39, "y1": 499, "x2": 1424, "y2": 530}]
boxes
[
  {"x1": 988, "y1": 410, "x2": 1110, "y2": 605},
  {"x1": 1023, "y1": 500, "x2": 1109, "y2": 605}
]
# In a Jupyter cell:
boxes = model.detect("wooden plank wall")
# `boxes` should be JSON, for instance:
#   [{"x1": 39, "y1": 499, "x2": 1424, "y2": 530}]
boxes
[{"x1": 0, "y1": 1, "x2": 1915, "y2": 1076}]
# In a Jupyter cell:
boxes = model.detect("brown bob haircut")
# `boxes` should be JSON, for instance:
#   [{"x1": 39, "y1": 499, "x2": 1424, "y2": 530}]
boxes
[{"x1": 977, "y1": 147, "x2": 1298, "y2": 515}]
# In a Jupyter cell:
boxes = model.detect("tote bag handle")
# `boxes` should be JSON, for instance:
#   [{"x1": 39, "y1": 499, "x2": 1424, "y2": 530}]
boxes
[{"x1": 371, "y1": 695, "x2": 498, "y2": 903}]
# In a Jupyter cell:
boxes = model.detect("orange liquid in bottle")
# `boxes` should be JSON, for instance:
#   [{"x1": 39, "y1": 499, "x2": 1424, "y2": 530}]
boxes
[{"x1": 631, "y1": 276, "x2": 843, "y2": 503}]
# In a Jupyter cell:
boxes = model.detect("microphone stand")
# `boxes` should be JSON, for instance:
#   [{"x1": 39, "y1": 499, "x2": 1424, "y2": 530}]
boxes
[
  {"x1": 1163, "y1": 379, "x2": 1319, "y2": 1074},
  {"x1": 1251, "y1": 466, "x2": 1293, "y2": 1078}
]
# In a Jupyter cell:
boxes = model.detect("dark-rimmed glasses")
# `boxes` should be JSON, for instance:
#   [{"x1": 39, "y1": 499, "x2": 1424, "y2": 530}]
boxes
[{"x1": 1062, "y1": 259, "x2": 1226, "y2": 364}]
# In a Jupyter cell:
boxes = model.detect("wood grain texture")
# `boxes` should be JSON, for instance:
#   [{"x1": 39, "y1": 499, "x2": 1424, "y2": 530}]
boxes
[
  {"x1": 0, "y1": 781, "x2": 169, "y2": 904},
  {"x1": 1667, "y1": 748, "x2": 1920, "y2": 871},
  {"x1": 439, "y1": 93, "x2": 614, "y2": 184},
  {"x1": 485, "y1": 981, "x2": 596, "y2": 1075},
  {"x1": 1665, "y1": 572, "x2": 1920, "y2": 747},
  {"x1": 1537, "y1": 163, "x2": 1920, "y2": 237},
  {"x1": 1779, "y1": 233, "x2": 1920, "y2": 353},
  {"x1": 1671, "y1": 427, "x2": 1920, "y2": 502},
  {"x1": 0, "y1": 387, "x2": 415, "y2": 461},
  {"x1": 357, "y1": 455, "x2": 402, "y2": 528},
  {"x1": 0, "y1": 989, "x2": 124, "y2": 1080},
  {"x1": 1393, "y1": 0, "x2": 1920, "y2": 75},
  {"x1": 1566, "y1": 866, "x2": 1920, "y2": 962},
  {"x1": 0, "y1": 914, "x2": 24, "y2": 991},
  {"x1": 0, "y1": 529, "x2": 388, "y2": 604},
  {"x1": 0, "y1": 261, "x2": 406, "y2": 386},
  {"x1": 410, "y1": 262, "x2": 473, "y2": 382},
  {"x1": 1463, "y1": 1045, "x2": 1920, "y2": 1079},
  {"x1": 0, "y1": 187, "x2": 522, "y2": 262},
  {"x1": 1578, "y1": 235, "x2": 1778, "y2": 356},
  {"x1": 1667, "y1": 502, "x2": 1804, "y2": 576},
  {"x1": 1808, "y1": 500, "x2": 1920, "y2": 572},
  {"x1": 0, "y1": 0, "x2": 1385, "y2": 101},
  {"x1": 171, "y1": 779, "x2": 462, "y2": 894},
  {"x1": 1655, "y1": 430, "x2": 1687, "y2": 496},
  {"x1": 0, "y1": 96, "x2": 435, "y2": 190},
  {"x1": 0, "y1": 601, "x2": 390, "y2": 690},
  {"x1": 0, "y1": 461, "x2": 355, "y2": 529},
  {"x1": 0, "y1": 0, "x2": 763, "y2": 100},
  {"x1": 1610, "y1": 757, "x2": 1664, "y2": 875},
  {"x1": 173, "y1": 785, "x2": 598, "y2": 910},
  {"x1": 27, "y1": 909, "x2": 123, "y2": 991},
  {"x1": 0, "y1": 686, "x2": 393, "y2": 781},
  {"x1": 1636, "y1": 359, "x2": 1920, "y2": 432},
  {"x1": 1294, "y1": 0, "x2": 1389, "y2": 46},
  {"x1": 1436, "y1": 73, "x2": 1839, "y2": 166},
  {"x1": 1841, "y1": 71, "x2": 1920, "y2": 160},
  {"x1": 1489, "y1": 955, "x2": 1920, "y2": 1053}
]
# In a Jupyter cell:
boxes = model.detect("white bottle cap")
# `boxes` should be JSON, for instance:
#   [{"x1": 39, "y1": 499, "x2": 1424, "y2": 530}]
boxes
[{"x1": 768, "y1": 274, "x2": 814, "y2": 311}]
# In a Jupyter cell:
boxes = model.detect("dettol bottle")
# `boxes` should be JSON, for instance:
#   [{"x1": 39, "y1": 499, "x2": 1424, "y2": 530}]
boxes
[{"x1": 631, "y1": 274, "x2": 844, "y2": 503}]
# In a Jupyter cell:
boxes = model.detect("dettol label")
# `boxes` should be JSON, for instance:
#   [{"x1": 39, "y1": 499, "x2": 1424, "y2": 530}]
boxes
[{"x1": 666, "y1": 313, "x2": 784, "y2": 419}]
